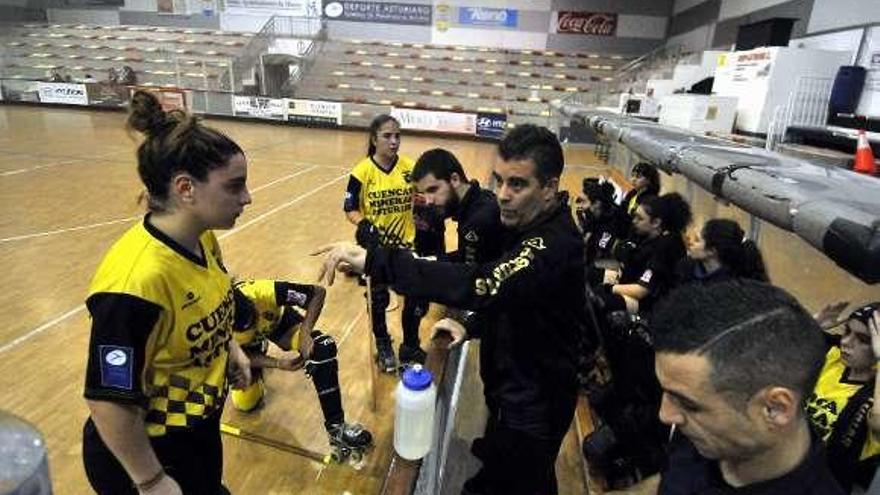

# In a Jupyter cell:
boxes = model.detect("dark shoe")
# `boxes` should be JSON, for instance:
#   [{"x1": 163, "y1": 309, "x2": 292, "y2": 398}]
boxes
[
  {"x1": 375, "y1": 338, "x2": 398, "y2": 373},
  {"x1": 398, "y1": 343, "x2": 426, "y2": 365}
]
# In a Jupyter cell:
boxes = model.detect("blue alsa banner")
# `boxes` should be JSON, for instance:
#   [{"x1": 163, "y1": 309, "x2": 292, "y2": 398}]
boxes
[{"x1": 458, "y1": 7, "x2": 517, "y2": 28}]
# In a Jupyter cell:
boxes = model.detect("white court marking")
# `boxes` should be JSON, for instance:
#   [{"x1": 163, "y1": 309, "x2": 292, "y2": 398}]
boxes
[
  {"x1": 0, "y1": 172, "x2": 348, "y2": 355},
  {"x1": 0, "y1": 148, "x2": 130, "y2": 177},
  {"x1": 0, "y1": 164, "x2": 321, "y2": 243}
]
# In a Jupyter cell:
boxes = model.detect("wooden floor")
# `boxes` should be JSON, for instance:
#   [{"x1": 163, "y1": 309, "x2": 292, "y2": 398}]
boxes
[{"x1": 0, "y1": 105, "x2": 610, "y2": 495}]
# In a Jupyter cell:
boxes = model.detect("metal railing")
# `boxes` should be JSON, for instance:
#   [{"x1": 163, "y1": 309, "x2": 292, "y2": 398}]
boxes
[
  {"x1": 766, "y1": 76, "x2": 833, "y2": 150},
  {"x1": 225, "y1": 15, "x2": 324, "y2": 94}
]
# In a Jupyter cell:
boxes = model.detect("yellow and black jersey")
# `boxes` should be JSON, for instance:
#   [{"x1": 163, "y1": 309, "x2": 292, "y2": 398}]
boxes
[
  {"x1": 231, "y1": 279, "x2": 316, "y2": 352},
  {"x1": 84, "y1": 216, "x2": 233, "y2": 437},
  {"x1": 807, "y1": 346, "x2": 880, "y2": 461},
  {"x1": 343, "y1": 154, "x2": 416, "y2": 249}
]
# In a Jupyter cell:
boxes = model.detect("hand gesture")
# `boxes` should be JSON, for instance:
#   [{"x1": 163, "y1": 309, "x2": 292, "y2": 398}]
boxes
[
  {"x1": 432, "y1": 318, "x2": 467, "y2": 348},
  {"x1": 869, "y1": 310, "x2": 880, "y2": 361},
  {"x1": 815, "y1": 301, "x2": 849, "y2": 330},
  {"x1": 311, "y1": 242, "x2": 367, "y2": 286}
]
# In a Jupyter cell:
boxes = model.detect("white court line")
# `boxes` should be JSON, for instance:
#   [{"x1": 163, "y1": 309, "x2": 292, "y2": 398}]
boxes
[
  {"x1": 217, "y1": 173, "x2": 347, "y2": 240},
  {"x1": 249, "y1": 165, "x2": 318, "y2": 193},
  {"x1": 0, "y1": 165, "x2": 320, "y2": 244},
  {"x1": 0, "y1": 216, "x2": 141, "y2": 243},
  {"x1": 336, "y1": 307, "x2": 366, "y2": 349},
  {"x1": 0, "y1": 171, "x2": 348, "y2": 355},
  {"x1": 0, "y1": 306, "x2": 87, "y2": 355},
  {"x1": 1, "y1": 149, "x2": 130, "y2": 177}
]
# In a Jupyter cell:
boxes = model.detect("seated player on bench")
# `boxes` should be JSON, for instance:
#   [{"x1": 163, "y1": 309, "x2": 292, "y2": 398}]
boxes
[{"x1": 231, "y1": 279, "x2": 372, "y2": 462}]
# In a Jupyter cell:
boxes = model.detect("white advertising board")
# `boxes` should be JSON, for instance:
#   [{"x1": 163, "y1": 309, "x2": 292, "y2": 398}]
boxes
[
  {"x1": 37, "y1": 82, "x2": 89, "y2": 105},
  {"x1": 286, "y1": 98, "x2": 342, "y2": 126},
  {"x1": 391, "y1": 107, "x2": 476, "y2": 135},
  {"x1": 232, "y1": 96, "x2": 286, "y2": 120}
]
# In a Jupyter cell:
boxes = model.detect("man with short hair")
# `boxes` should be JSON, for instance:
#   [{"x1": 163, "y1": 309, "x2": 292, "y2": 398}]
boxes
[
  {"x1": 315, "y1": 125, "x2": 589, "y2": 495},
  {"x1": 411, "y1": 148, "x2": 503, "y2": 266},
  {"x1": 652, "y1": 280, "x2": 844, "y2": 494}
]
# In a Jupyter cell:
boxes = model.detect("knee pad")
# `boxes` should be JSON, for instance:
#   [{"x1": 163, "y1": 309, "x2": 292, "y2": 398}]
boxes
[
  {"x1": 230, "y1": 377, "x2": 265, "y2": 412},
  {"x1": 308, "y1": 331, "x2": 338, "y2": 361}
]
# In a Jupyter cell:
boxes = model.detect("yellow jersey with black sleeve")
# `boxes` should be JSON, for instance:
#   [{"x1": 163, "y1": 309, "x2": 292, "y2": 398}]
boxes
[
  {"x1": 807, "y1": 346, "x2": 880, "y2": 461},
  {"x1": 84, "y1": 216, "x2": 234, "y2": 437},
  {"x1": 343, "y1": 154, "x2": 416, "y2": 249},
  {"x1": 232, "y1": 279, "x2": 317, "y2": 352}
]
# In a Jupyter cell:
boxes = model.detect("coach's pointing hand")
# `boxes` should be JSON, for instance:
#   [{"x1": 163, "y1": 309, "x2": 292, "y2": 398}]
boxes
[{"x1": 312, "y1": 242, "x2": 367, "y2": 286}]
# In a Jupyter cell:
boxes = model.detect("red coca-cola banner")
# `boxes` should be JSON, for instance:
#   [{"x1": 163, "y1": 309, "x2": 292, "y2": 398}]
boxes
[{"x1": 555, "y1": 11, "x2": 617, "y2": 36}]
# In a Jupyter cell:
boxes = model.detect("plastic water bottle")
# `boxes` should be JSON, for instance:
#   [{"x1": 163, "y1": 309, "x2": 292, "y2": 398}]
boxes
[
  {"x1": 394, "y1": 364, "x2": 436, "y2": 460},
  {"x1": 0, "y1": 410, "x2": 52, "y2": 494}
]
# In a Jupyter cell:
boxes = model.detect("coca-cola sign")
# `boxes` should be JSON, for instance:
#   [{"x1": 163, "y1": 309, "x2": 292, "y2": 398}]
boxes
[{"x1": 555, "y1": 11, "x2": 617, "y2": 36}]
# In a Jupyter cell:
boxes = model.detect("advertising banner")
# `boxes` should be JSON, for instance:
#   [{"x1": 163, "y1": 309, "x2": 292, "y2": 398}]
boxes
[
  {"x1": 391, "y1": 107, "x2": 476, "y2": 135},
  {"x1": 323, "y1": 1, "x2": 432, "y2": 25},
  {"x1": 232, "y1": 96, "x2": 286, "y2": 120},
  {"x1": 554, "y1": 11, "x2": 617, "y2": 36},
  {"x1": 458, "y1": 7, "x2": 517, "y2": 28},
  {"x1": 37, "y1": 83, "x2": 89, "y2": 105},
  {"x1": 475, "y1": 112, "x2": 507, "y2": 139},
  {"x1": 286, "y1": 99, "x2": 342, "y2": 126}
]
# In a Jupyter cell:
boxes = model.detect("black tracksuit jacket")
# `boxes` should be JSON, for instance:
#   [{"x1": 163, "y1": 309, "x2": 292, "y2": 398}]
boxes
[{"x1": 365, "y1": 199, "x2": 586, "y2": 439}]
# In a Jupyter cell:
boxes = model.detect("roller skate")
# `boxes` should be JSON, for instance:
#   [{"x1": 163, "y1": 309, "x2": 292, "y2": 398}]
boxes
[
  {"x1": 375, "y1": 337, "x2": 398, "y2": 373},
  {"x1": 327, "y1": 422, "x2": 373, "y2": 468}
]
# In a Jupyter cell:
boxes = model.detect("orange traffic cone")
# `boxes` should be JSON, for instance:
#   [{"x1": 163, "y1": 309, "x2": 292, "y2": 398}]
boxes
[{"x1": 853, "y1": 128, "x2": 876, "y2": 175}]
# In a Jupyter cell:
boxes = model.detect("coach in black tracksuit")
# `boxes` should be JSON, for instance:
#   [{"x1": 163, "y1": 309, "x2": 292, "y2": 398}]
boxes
[{"x1": 317, "y1": 125, "x2": 589, "y2": 495}]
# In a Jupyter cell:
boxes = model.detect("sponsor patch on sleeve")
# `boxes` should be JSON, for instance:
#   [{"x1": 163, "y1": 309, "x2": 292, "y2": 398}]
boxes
[
  {"x1": 99, "y1": 345, "x2": 134, "y2": 390},
  {"x1": 285, "y1": 289, "x2": 308, "y2": 306},
  {"x1": 639, "y1": 269, "x2": 653, "y2": 284}
]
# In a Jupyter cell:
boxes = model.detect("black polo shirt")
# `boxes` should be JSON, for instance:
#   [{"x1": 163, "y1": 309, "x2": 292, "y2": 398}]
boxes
[{"x1": 659, "y1": 431, "x2": 845, "y2": 494}]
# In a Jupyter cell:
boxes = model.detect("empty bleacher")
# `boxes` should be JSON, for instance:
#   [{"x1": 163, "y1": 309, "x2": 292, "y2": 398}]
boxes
[
  {"x1": 1, "y1": 23, "x2": 254, "y2": 91},
  {"x1": 293, "y1": 39, "x2": 632, "y2": 124}
]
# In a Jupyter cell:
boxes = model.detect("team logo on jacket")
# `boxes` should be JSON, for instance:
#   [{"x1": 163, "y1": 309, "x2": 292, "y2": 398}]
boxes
[
  {"x1": 522, "y1": 237, "x2": 546, "y2": 250},
  {"x1": 465, "y1": 230, "x2": 479, "y2": 243},
  {"x1": 640, "y1": 269, "x2": 653, "y2": 284}
]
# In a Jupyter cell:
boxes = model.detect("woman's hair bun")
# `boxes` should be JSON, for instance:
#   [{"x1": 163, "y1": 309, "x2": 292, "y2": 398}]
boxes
[{"x1": 127, "y1": 90, "x2": 168, "y2": 137}]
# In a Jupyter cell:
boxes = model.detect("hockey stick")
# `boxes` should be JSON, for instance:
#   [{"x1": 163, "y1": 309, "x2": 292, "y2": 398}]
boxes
[
  {"x1": 364, "y1": 275, "x2": 379, "y2": 413},
  {"x1": 220, "y1": 422, "x2": 329, "y2": 464}
]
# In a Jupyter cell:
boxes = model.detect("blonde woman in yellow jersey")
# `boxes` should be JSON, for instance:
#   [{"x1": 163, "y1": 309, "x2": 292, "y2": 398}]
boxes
[
  {"x1": 342, "y1": 114, "x2": 426, "y2": 372},
  {"x1": 82, "y1": 90, "x2": 252, "y2": 495},
  {"x1": 230, "y1": 279, "x2": 373, "y2": 462}
]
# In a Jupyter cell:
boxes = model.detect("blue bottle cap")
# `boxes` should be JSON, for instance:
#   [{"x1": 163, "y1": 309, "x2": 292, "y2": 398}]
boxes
[{"x1": 401, "y1": 364, "x2": 433, "y2": 391}]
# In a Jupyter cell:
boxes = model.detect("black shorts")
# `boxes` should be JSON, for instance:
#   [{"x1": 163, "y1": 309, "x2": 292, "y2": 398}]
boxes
[
  {"x1": 82, "y1": 409, "x2": 223, "y2": 495},
  {"x1": 463, "y1": 422, "x2": 566, "y2": 495}
]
